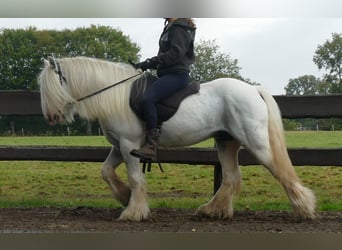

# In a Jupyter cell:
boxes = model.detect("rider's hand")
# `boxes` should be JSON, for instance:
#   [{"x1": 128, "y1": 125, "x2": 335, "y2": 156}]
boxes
[{"x1": 132, "y1": 57, "x2": 159, "y2": 71}]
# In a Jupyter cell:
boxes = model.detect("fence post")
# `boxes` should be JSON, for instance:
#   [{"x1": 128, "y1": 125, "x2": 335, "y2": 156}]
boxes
[
  {"x1": 10, "y1": 121, "x2": 16, "y2": 135},
  {"x1": 213, "y1": 163, "x2": 222, "y2": 194}
]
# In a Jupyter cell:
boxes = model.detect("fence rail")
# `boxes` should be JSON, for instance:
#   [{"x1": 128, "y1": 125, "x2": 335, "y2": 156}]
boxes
[
  {"x1": 1, "y1": 91, "x2": 342, "y2": 118},
  {"x1": 1, "y1": 91, "x2": 342, "y2": 192},
  {"x1": 1, "y1": 146, "x2": 342, "y2": 166}
]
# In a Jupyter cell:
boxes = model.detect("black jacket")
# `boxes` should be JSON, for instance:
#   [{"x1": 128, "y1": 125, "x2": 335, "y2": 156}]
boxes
[{"x1": 151, "y1": 19, "x2": 196, "y2": 77}]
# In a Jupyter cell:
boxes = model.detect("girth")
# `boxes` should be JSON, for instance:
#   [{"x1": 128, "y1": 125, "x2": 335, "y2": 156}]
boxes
[{"x1": 129, "y1": 73, "x2": 200, "y2": 125}]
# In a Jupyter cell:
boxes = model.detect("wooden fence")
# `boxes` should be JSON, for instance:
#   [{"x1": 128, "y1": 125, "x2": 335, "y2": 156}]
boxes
[{"x1": 1, "y1": 91, "x2": 342, "y2": 192}]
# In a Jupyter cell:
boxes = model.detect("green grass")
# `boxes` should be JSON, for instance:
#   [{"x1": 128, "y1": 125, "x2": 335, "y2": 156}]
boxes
[
  {"x1": 0, "y1": 131, "x2": 341, "y2": 211},
  {"x1": 285, "y1": 131, "x2": 342, "y2": 148},
  {"x1": 1, "y1": 131, "x2": 342, "y2": 148}
]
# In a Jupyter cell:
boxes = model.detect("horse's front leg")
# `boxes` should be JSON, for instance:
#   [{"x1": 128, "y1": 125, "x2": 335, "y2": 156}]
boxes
[
  {"x1": 101, "y1": 146, "x2": 131, "y2": 206},
  {"x1": 196, "y1": 140, "x2": 241, "y2": 219},
  {"x1": 117, "y1": 139, "x2": 150, "y2": 221}
]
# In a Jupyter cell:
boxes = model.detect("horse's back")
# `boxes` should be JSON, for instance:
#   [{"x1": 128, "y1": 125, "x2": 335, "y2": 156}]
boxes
[
  {"x1": 201, "y1": 78, "x2": 259, "y2": 97},
  {"x1": 160, "y1": 77, "x2": 268, "y2": 147},
  {"x1": 198, "y1": 78, "x2": 266, "y2": 114}
]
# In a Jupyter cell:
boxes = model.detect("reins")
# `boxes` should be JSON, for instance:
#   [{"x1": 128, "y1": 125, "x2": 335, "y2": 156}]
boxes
[
  {"x1": 49, "y1": 57, "x2": 165, "y2": 174},
  {"x1": 76, "y1": 72, "x2": 143, "y2": 102},
  {"x1": 49, "y1": 56, "x2": 143, "y2": 103},
  {"x1": 72, "y1": 70, "x2": 164, "y2": 173}
]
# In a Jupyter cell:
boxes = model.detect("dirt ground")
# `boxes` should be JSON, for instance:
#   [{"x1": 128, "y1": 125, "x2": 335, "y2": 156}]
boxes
[{"x1": 0, "y1": 207, "x2": 341, "y2": 233}]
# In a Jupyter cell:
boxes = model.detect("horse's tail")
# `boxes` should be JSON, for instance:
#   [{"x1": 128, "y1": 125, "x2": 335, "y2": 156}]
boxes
[
  {"x1": 256, "y1": 87, "x2": 316, "y2": 218},
  {"x1": 256, "y1": 87, "x2": 292, "y2": 172}
]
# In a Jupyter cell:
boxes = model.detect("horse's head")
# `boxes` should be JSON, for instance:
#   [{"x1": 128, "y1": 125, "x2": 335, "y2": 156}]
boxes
[{"x1": 38, "y1": 57, "x2": 76, "y2": 125}]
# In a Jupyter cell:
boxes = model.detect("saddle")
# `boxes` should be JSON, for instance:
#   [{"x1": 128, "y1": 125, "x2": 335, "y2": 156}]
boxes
[{"x1": 129, "y1": 73, "x2": 200, "y2": 125}]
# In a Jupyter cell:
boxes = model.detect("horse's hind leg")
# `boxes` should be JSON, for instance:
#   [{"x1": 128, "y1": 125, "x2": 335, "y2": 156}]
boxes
[
  {"x1": 247, "y1": 130, "x2": 316, "y2": 219},
  {"x1": 196, "y1": 139, "x2": 241, "y2": 219},
  {"x1": 253, "y1": 88, "x2": 316, "y2": 218},
  {"x1": 254, "y1": 145, "x2": 316, "y2": 219},
  {"x1": 101, "y1": 146, "x2": 131, "y2": 206}
]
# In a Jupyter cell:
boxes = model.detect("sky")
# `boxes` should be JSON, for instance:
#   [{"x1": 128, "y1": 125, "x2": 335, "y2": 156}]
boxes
[{"x1": 0, "y1": 18, "x2": 341, "y2": 94}]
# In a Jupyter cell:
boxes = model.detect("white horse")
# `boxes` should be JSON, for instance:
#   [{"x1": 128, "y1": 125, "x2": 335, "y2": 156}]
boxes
[{"x1": 38, "y1": 56, "x2": 316, "y2": 221}]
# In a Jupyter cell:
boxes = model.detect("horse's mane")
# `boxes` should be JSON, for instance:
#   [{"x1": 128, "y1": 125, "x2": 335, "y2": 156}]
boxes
[{"x1": 39, "y1": 56, "x2": 141, "y2": 122}]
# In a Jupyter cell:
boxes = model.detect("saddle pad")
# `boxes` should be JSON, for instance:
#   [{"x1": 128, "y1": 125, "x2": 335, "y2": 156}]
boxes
[{"x1": 129, "y1": 73, "x2": 200, "y2": 125}]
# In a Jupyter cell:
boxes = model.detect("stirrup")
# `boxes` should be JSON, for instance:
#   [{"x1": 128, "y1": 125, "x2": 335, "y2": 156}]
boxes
[
  {"x1": 142, "y1": 159, "x2": 164, "y2": 173},
  {"x1": 141, "y1": 149, "x2": 164, "y2": 173}
]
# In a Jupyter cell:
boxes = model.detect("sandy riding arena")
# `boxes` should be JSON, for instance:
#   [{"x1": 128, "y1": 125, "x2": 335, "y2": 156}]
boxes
[{"x1": 0, "y1": 207, "x2": 341, "y2": 233}]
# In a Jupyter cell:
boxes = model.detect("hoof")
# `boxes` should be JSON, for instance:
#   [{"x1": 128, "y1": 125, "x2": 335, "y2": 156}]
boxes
[
  {"x1": 117, "y1": 206, "x2": 150, "y2": 221},
  {"x1": 195, "y1": 203, "x2": 233, "y2": 219}
]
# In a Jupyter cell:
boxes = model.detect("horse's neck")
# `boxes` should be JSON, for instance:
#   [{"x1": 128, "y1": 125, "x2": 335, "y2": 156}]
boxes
[
  {"x1": 69, "y1": 60, "x2": 137, "y2": 122},
  {"x1": 66, "y1": 60, "x2": 133, "y2": 98}
]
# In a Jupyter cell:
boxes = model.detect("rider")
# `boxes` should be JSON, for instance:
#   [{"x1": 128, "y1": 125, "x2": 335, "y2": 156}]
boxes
[{"x1": 130, "y1": 18, "x2": 196, "y2": 161}]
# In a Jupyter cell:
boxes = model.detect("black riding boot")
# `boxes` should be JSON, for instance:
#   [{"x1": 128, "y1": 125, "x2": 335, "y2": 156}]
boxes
[{"x1": 130, "y1": 128, "x2": 161, "y2": 161}]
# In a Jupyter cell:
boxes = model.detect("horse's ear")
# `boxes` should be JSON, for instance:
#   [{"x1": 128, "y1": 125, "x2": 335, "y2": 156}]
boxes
[
  {"x1": 43, "y1": 58, "x2": 50, "y2": 67},
  {"x1": 47, "y1": 56, "x2": 56, "y2": 69}
]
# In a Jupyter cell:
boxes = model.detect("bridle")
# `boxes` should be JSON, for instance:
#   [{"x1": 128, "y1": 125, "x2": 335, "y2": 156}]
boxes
[
  {"x1": 49, "y1": 56, "x2": 67, "y2": 85},
  {"x1": 49, "y1": 56, "x2": 143, "y2": 102}
]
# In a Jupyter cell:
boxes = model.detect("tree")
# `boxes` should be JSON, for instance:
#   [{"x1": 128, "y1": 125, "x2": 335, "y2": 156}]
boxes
[
  {"x1": 284, "y1": 75, "x2": 323, "y2": 95},
  {"x1": 191, "y1": 39, "x2": 242, "y2": 82},
  {"x1": 285, "y1": 33, "x2": 342, "y2": 96},
  {"x1": 0, "y1": 26, "x2": 141, "y2": 135},
  {"x1": 0, "y1": 26, "x2": 140, "y2": 91},
  {"x1": 313, "y1": 33, "x2": 342, "y2": 93},
  {"x1": 0, "y1": 27, "x2": 42, "y2": 90},
  {"x1": 60, "y1": 25, "x2": 140, "y2": 62}
]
